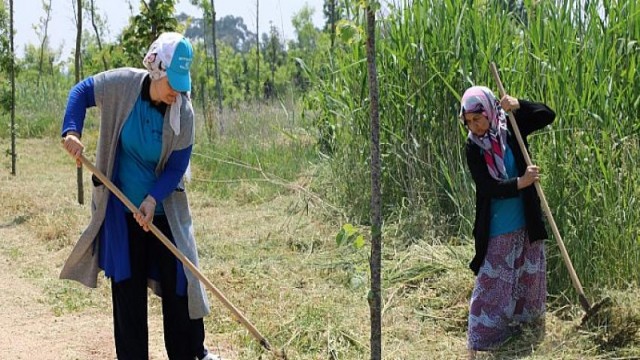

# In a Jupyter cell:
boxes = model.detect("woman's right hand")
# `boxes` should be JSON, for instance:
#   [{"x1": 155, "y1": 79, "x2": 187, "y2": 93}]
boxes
[
  {"x1": 62, "y1": 132, "x2": 84, "y2": 168},
  {"x1": 517, "y1": 165, "x2": 540, "y2": 189}
]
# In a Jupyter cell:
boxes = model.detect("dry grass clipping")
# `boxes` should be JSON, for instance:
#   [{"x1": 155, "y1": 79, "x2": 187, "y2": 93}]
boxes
[{"x1": 580, "y1": 296, "x2": 640, "y2": 351}]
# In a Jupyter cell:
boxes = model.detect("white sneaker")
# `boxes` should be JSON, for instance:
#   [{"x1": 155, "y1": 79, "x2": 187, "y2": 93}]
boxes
[{"x1": 200, "y1": 353, "x2": 222, "y2": 360}]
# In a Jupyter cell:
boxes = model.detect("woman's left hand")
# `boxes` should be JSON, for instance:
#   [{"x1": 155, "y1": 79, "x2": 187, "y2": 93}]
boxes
[
  {"x1": 135, "y1": 195, "x2": 157, "y2": 232},
  {"x1": 500, "y1": 95, "x2": 520, "y2": 112}
]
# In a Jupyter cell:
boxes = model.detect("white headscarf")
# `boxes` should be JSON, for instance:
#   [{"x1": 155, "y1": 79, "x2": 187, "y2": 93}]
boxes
[{"x1": 142, "y1": 33, "x2": 186, "y2": 135}]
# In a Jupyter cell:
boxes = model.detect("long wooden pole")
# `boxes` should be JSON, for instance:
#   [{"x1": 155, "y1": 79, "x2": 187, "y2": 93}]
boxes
[
  {"x1": 489, "y1": 62, "x2": 591, "y2": 312},
  {"x1": 78, "y1": 155, "x2": 285, "y2": 357}
]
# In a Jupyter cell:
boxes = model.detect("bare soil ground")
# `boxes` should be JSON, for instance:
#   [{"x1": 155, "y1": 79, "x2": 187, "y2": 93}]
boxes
[{"x1": 0, "y1": 225, "x2": 112, "y2": 359}]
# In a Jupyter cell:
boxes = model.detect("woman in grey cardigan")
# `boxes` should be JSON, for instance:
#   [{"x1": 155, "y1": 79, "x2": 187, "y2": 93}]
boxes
[{"x1": 61, "y1": 32, "x2": 218, "y2": 360}]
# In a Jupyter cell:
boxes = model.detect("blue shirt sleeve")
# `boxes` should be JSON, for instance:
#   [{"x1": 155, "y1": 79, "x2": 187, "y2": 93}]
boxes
[
  {"x1": 61, "y1": 77, "x2": 96, "y2": 137},
  {"x1": 148, "y1": 145, "x2": 192, "y2": 203}
]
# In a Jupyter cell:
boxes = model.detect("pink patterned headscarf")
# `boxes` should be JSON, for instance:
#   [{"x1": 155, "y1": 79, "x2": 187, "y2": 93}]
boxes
[{"x1": 460, "y1": 86, "x2": 509, "y2": 180}]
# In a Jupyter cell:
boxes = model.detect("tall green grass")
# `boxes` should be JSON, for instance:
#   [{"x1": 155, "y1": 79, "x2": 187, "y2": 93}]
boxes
[
  {"x1": 0, "y1": 75, "x2": 75, "y2": 138},
  {"x1": 308, "y1": 0, "x2": 640, "y2": 295}
]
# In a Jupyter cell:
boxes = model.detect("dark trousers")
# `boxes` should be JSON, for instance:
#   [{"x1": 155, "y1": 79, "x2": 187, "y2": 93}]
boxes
[{"x1": 111, "y1": 214, "x2": 205, "y2": 360}]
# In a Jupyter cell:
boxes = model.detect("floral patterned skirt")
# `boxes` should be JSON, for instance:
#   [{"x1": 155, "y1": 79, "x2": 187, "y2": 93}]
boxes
[{"x1": 467, "y1": 227, "x2": 546, "y2": 351}]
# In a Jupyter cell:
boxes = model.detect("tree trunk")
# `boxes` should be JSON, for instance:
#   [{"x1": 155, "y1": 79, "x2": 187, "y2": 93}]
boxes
[
  {"x1": 210, "y1": 0, "x2": 222, "y2": 113},
  {"x1": 255, "y1": 0, "x2": 260, "y2": 100},
  {"x1": 74, "y1": 0, "x2": 82, "y2": 95},
  {"x1": 365, "y1": 2, "x2": 382, "y2": 360},
  {"x1": 90, "y1": 0, "x2": 108, "y2": 71},
  {"x1": 200, "y1": 81, "x2": 211, "y2": 140},
  {"x1": 270, "y1": 41, "x2": 275, "y2": 89},
  {"x1": 75, "y1": 0, "x2": 84, "y2": 205},
  {"x1": 150, "y1": 0, "x2": 157, "y2": 39},
  {"x1": 201, "y1": 6, "x2": 212, "y2": 139},
  {"x1": 329, "y1": 0, "x2": 336, "y2": 51},
  {"x1": 9, "y1": 0, "x2": 16, "y2": 175},
  {"x1": 37, "y1": 0, "x2": 52, "y2": 87}
]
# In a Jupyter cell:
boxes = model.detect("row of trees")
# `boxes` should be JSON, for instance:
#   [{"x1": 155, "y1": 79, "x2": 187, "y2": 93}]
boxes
[
  {"x1": 13, "y1": 0, "x2": 344, "y2": 109},
  {"x1": 4, "y1": 0, "x2": 345, "y2": 175},
  {"x1": 2, "y1": 0, "x2": 357, "y2": 193}
]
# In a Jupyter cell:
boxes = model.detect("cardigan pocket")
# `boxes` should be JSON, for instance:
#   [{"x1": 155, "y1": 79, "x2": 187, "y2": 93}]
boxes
[{"x1": 91, "y1": 174, "x2": 104, "y2": 187}]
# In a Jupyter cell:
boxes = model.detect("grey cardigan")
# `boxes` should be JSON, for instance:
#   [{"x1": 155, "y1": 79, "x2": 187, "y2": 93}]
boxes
[{"x1": 59, "y1": 68, "x2": 210, "y2": 319}]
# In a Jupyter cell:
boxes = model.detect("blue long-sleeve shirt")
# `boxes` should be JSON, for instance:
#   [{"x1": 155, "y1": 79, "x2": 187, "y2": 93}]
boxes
[{"x1": 62, "y1": 77, "x2": 95, "y2": 137}]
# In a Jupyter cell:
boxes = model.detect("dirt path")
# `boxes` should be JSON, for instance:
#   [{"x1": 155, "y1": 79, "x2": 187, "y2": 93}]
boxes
[{"x1": 0, "y1": 226, "x2": 115, "y2": 359}]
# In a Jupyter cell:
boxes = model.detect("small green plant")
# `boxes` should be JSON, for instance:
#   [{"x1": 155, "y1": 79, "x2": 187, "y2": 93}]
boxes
[
  {"x1": 335, "y1": 223, "x2": 369, "y2": 289},
  {"x1": 335, "y1": 223, "x2": 365, "y2": 249}
]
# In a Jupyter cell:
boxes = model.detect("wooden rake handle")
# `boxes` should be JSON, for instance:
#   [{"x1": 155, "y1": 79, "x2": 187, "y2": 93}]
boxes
[
  {"x1": 489, "y1": 63, "x2": 591, "y2": 312},
  {"x1": 78, "y1": 155, "x2": 277, "y2": 353}
]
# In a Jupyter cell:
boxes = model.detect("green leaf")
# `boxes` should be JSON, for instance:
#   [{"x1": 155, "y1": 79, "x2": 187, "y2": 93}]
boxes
[
  {"x1": 342, "y1": 223, "x2": 356, "y2": 236},
  {"x1": 336, "y1": 228, "x2": 347, "y2": 246},
  {"x1": 337, "y1": 20, "x2": 361, "y2": 44},
  {"x1": 353, "y1": 235, "x2": 365, "y2": 249}
]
